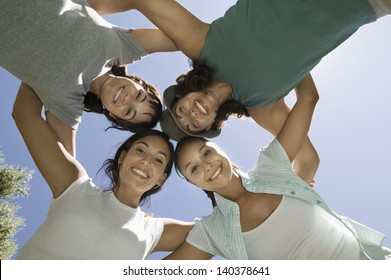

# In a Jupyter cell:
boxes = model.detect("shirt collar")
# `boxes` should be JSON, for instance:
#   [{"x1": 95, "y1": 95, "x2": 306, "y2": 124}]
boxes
[{"x1": 214, "y1": 169, "x2": 252, "y2": 217}]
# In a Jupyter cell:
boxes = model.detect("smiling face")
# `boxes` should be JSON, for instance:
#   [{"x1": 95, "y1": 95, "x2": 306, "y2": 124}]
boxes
[
  {"x1": 98, "y1": 75, "x2": 156, "y2": 124},
  {"x1": 173, "y1": 90, "x2": 219, "y2": 133},
  {"x1": 118, "y1": 135, "x2": 170, "y2": 194},
  {"x1": 176, "y1": 139, "x2": 234, "y2": 192}
]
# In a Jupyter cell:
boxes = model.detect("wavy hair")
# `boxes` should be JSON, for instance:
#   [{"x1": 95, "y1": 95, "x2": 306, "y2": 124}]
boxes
[
  {"x1": 172, "y1": 60, "x2": 249, "y2": 131},
  {"x1": 100, "y1": 130, "x2": 174, "y2": 206},
  {"x1": 84, "y1": 66, "x2": 162, "y2": 133}
]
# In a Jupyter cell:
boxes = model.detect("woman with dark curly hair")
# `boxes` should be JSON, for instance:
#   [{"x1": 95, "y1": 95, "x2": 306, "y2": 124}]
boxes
[
  {"x1": 12, "y1": 83, "x2": 193, "y2": 259},
  {"x1": 0, "y1": 0, "x2": 179, "y2": 156},
  {"x1": 130, "y1": 0, "x2": 390, "y2": 184}
]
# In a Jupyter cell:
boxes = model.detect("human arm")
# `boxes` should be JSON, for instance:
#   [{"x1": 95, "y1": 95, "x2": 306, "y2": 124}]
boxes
[
  {"x1": 87, "y1": 0, "x2": 137, "y2": 15},
  {"x1": 46, "y1": 112, "x2": 76, "y2": 157},
  {"x1": 248, "y1": 88, "x2": 320, "y2": 183},
  {"x1": 12, "y1": 83, "x2": 86, "y2": 198},
  {"x1": 275, "y1": 73, "x2": 319, "y2": 162},
  {"x1": 153, "y1": 218, "x2": 194, "y2": 252},
  {"x1": 87, "y1": 1, "x2": 180, "y2": 53},
  {"x1": 163, "y1": 242, "x2": 213, "y2": 260},
  {"x1": 131, "y1": 0, "x2": 209, "y2": 59}
]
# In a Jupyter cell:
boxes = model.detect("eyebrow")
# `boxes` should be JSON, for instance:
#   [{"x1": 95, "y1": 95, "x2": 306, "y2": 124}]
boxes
[
  {"x1": 184, "y1": 144, "x2": 205, "y2": 172},
  {"x1": 138, "y1": 141, "x2": 168, "y2": 161}
]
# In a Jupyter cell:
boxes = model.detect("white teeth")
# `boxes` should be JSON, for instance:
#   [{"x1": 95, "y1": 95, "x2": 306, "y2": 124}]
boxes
[
  {"x1": 113, "y1": 87, "x2": 123, "y2": 103},
  {"x1": 132, "y1": 168, "x2": 148, "y2": 178},
  {"x1": 210, "y1": 167, "x2": 221, "y2": 181},
  {"x1": 195, "y1": 101, "x2": 207, "y2": 114}
]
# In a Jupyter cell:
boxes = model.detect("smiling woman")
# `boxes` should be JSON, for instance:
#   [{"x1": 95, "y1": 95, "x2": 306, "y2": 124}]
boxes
[
  {"x1": 12, "y1": 83, "x2": 193, "y2": 259},
  {"x1": 87, "y1": 66, "x2": 162, "y2": 128},
  {"x1": 166, "y1": 73, "x2": 390, "y2": 260},
  {"x1": 0, "y1": 0, "x2": 179, "y2": 157}
]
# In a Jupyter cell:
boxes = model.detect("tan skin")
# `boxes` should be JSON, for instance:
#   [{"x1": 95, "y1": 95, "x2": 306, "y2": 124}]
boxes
[
  {"x1": 117, "y1": 0, "x2": 319, "y2": 184},
  {"x1": 165, "y1": 73, "x2": 319, "y2": 259},
  {"x1": 12, "y1": 82, "x2": 193, "y2": 254},
  {"x1": 20, "y1": 0, "x2": 181, "y2": 158}
]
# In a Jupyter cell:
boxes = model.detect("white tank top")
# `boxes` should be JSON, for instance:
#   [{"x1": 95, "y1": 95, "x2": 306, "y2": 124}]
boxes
[{"x1": 242, "y1": 196, "x2": 367, "y2": 259}]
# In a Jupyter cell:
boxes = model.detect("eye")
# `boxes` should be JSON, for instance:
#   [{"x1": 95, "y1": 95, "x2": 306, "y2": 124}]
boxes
[
  {"x1": 191, "y1": 165, "x2": 199, "y2": 174},
  {"x1": 155, "y1": 158, "x2": 163, "y2": 165},
  {"x1": 136, "y1": 147, "x2": 144, "y2": 153},
  {"x1": 126, "y1": 107, "x2": 132, "y2": 116},
  {"x1": 203, "y1": 150, "x2": 210, "y2": 158}
]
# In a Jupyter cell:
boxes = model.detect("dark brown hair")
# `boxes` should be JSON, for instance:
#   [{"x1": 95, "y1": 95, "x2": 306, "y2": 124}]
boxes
[{"x1": 84, "y1": 66, "x2": 162, "y2": 133}]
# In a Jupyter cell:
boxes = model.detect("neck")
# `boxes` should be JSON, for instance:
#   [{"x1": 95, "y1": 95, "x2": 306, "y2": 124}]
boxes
[
  {"x1": 217, "y1": 171, "x2": 247, "y2": 202},
  {"x1": 208, "y1": 81, "x2": 233, "y2": 107},
  {"x1": 89, "y1": 71, "x2": 111, "y2": 97},
  {"x1": 112, "y1": 184, "x2": 142, "y2": 208}
]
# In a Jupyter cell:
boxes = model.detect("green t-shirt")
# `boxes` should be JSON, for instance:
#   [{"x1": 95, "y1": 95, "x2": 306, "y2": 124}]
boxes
[{"x1": 199, "y1": 0, "x2": 376, "y2": 108}]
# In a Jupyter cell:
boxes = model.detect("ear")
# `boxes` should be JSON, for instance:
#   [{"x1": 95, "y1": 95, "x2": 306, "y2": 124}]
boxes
[
  {"x1": 118, "y1": 150, "x2": 127, "y2": 165},
  {"x1": 157, "y1": 173, "x2": 168, "y2": 186},
  {"x1": 109, "y1": 112, "x2": 117, "y2": 119}
]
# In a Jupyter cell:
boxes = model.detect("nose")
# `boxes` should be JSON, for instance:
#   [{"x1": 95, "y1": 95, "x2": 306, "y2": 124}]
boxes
[
  {"x1": 122, "y1": 91, "x2": 130, "y2": 105},
  {"x1": 205, "y1": 162, "x2": 212, "y2": 173},
  {"x1": 140, "y1": 156, "x2": 151, "y2": 168},
  {"x1": 190, "y1": 108, "x2": 198, "y2": 118}
]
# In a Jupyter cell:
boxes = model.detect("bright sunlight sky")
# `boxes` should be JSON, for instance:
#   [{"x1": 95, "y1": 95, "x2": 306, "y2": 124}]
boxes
[{"x1": 0, "y1": 0, "x2": 390, "y2": 260}]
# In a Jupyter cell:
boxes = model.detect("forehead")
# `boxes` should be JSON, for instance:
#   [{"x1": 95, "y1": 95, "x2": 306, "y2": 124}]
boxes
[
  {"x1": 177, "y1": 140, "x2": 217, "y2": 164},
  {"x1": 133, "y1": 135, "x2": 170, "y2": 155}
]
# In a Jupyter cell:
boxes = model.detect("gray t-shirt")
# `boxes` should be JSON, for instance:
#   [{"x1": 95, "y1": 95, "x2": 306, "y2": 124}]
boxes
[{"x1": 0, "y1": 0, "x2": 147, "y2": 129}]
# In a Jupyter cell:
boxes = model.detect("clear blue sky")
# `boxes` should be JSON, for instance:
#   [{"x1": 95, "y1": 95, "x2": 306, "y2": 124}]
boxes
[{"x1": 1, "y1": 0, "x2": 390, "y2": 260}]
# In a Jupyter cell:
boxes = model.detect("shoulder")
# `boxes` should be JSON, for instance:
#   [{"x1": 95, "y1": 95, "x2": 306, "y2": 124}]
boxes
[{"x1": 53, "y1": 175, "x2": 96, "y2": 202}]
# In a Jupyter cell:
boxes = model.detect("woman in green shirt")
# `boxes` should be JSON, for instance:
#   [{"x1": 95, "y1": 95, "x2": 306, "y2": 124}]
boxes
[{"x1": 128, "y1": 0, "x2": 390, "y2": 184}]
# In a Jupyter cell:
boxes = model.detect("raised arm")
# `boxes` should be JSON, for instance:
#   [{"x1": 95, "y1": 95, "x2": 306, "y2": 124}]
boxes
[
  {"x1": 132, "y1": 0, "x2": 209, "y2": 59},
  {"x1": 276, "y1": 73, "x2": 319, "y2": 162},
  {"x1": 248, "y1": 77, "x2": 320, "y2": 183},
  {"x1": 46, "y1": 112, "x2": 76, "y2": 157},
  {"x1": 12, "y1": 83, "x2": 86, "y2": 198}
]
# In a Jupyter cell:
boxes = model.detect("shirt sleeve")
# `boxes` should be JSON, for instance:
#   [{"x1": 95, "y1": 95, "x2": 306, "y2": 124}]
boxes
[
  {"x1": 248, "y1": 138, "x2": 294, "y2": 180},
  {"x1": 185, "y1": 219, "x2": 217, "y2": 256}
]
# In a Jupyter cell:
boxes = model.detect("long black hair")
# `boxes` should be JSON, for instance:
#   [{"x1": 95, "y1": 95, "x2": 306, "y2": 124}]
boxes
[
  {"x1": 172, "y1": 60, "x2": 249, "y2": 130},
  {"x1": 100, "y1": 130, "x2": 174, "y2": 206},
  {"x1": 84, "y1": 66, "x2": 162, "y2": 133}
]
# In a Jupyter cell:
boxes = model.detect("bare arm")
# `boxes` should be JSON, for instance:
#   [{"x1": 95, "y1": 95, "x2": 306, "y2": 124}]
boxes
[
  {"x1": 276, "y1": 73, "x2": 319, "y2": 162},
  {"x1": 87, "y1": 1, "x2": 180, "y2": 53},
  {"x1": 163, "y1": 242, "x2": 213, "y2": 260},
  {"x1": 248, "y1": 93, "x2": 320, "y2": 183},
  {"x1": 154, "y1": 218, "x2": 194, "y2": 252},
  {"x1": 132, "y1": 0, "x2": 209, "y2": 59},
  {"x1": 12, "y1": 83, "x2": 86, "y2": 198},
  {"x1": 46, "y1": 112, "x2": 76, "y2": 157},
  {"x1": 130, "y1": 29, "x2": 178, "y2": 53},
  {"x1": 87, "y1": 0, "x2": 137, "y2": 15}
]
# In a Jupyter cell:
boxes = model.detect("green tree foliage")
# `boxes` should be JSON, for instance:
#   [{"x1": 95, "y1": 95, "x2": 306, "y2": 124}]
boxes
[{"x1": 0, "y1": 150, "x2": 33, "y2": 259}]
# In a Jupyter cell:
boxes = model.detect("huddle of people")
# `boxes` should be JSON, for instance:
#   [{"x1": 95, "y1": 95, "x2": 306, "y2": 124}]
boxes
[{"x1": 2, "y1": 0, "x2": 390, "y2": 260}]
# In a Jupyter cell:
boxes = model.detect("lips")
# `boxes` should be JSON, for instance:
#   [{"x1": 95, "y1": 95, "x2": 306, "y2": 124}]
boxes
[
  {"x1": 131, "y1": 167, "x2": 148, "y2": 179},
  {"x1": 209, "y1": 166, "x2": 222, "y2": 181},
  {"x1": 113, "y1": 87, "x2": 124, "y2": 104},
  {"x1": 195, "y1": 100, "x2": 208, "y2": 115}
]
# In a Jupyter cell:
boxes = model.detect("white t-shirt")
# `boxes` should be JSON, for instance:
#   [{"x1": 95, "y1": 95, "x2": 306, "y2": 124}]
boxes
[
  {"x1": 17, "y1": 176, "x2": 164, "y2": 260},
  {"x1": 243, "y1": 196, "x2": 367, "y2": 259}
]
